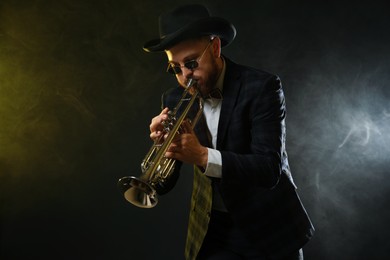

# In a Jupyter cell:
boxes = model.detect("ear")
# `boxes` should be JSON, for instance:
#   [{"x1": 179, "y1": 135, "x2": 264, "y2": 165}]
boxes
[{"x1": 211, "y1": 37, "x2": 222, "y2": 58}]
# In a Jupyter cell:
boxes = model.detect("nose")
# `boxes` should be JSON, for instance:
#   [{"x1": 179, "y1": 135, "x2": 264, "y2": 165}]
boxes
[
  {"x1": 177, "y1": 67, "x2": 194, "y2": 84},
  {"x1": 181, "y1": 66, "x2": 194, "y2": 79}
]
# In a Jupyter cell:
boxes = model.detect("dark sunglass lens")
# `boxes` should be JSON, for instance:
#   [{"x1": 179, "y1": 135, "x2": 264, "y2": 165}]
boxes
[
  {"x1": 185, "y1": 60, "x2": 198, "y2": 70},
  {"x1": 167, "y1": 65, "x2": 181, "y2": 74},
  {"x1": 172, "y1": 66, "x2": 182, "y2": 74}
]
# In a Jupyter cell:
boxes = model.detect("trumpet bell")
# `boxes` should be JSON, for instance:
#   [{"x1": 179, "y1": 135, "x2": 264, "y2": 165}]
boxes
[{"x1": 117, "y1": 176, "x2": 158, "y2": 208}]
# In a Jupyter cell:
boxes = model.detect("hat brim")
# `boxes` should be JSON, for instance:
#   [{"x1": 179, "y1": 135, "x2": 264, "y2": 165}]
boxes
[{"x1": 143, "y1": 17, "x2": 236, "y2": 52}]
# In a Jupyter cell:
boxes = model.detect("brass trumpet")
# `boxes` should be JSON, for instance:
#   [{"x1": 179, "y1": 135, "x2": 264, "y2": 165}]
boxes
[{"x1": 117, "y1": 78, "x2": 203, "y2": 208}]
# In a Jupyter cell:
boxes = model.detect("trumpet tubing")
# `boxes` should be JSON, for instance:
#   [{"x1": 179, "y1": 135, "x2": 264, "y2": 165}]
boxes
[{"x1": 117, "y1": 78, "x2": 203, "y2": 208}]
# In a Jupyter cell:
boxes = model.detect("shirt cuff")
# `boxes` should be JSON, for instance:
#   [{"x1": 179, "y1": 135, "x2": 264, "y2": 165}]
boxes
[{"x1": 204, "y1": 148, "x2": 222, "y2": 178}]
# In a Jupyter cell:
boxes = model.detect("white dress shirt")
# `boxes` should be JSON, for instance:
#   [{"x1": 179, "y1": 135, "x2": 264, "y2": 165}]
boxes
[
  {"x1": 202, "y1": 58, "x2": 227, "y2": 211},
  {"x1": 203, "y1": 59, "x2": 225, "y2": 178}
]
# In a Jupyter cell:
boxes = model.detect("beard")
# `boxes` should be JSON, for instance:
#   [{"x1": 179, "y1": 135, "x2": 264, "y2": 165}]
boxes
[{"x1": 195, "y1": 57, "x2": 220, "y2": 97}]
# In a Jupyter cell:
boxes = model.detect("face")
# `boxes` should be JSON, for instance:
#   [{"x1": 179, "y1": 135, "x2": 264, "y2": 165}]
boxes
[{"x1": 165, "y1": 37, "x2": 223, "y2": 95}]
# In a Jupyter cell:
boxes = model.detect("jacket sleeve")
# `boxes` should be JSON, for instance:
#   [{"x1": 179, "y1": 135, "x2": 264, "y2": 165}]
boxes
[{"x1": 220, "y1": 75, "x2": 287, "y2": 190}]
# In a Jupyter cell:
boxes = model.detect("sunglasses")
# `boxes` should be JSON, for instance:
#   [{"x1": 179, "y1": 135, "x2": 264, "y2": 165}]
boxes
[{"x1": 166, "y1": 38, "x2": 214, "y2": 75}]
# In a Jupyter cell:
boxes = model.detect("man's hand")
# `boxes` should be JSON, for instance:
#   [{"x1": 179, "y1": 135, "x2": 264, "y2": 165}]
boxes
[
  {"x1": 149, "y1": 107, "x2": 169, "y2": 141},
  {"x1": 166, "y1": 120, "x2": 208, "y2": 169},
  {"x1": 149, "y1": 108, "x2": 208, "y2": 168}
]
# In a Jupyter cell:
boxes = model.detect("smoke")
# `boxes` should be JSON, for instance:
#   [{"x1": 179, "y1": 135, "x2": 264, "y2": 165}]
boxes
[
  {"x1": 1, "y1": 0, "x2": 390, "y2": 259},
  {"x1": 284, "y1": 36, "x2": 390, "y2": 258}
]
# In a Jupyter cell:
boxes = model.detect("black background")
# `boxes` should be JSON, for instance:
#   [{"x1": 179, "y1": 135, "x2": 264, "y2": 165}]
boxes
[{"x1": 1, "y1": 0, "x2": 389, "y2": 259}]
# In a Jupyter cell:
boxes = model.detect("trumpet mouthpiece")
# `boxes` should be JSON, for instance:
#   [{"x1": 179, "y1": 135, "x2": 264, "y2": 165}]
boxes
[{"x1": 186, "y1": 78, "x2": 197, "y2": 88}]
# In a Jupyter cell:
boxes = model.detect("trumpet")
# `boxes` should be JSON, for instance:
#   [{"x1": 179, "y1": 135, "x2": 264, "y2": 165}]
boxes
[{"x1": 117, "y1": 78, "x2": 203, "y2": 208}]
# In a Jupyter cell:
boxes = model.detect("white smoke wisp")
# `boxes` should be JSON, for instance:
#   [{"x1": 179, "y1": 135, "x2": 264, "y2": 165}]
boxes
[{"x1": 338, "y1": 112, "x2": 383, "y2": 149}]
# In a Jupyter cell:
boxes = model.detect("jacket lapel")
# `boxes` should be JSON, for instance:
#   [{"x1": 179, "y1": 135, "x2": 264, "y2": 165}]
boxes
[{"x1": 217, "y1": 58, "x2": 242, "y2": 149}]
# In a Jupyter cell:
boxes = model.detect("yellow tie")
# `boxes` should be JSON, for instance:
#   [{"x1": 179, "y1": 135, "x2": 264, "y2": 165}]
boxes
[{"x1": 184, "y1": 166, "x2": 213, "y2": 260}]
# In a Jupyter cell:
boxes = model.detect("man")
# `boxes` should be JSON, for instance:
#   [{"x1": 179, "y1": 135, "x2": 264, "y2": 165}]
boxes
[{"x1": 144, "y1": 4, "x2": 314, "y2": 260}]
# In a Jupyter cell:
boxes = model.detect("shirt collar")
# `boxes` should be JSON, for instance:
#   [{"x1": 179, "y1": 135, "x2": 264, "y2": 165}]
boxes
[
  {"x1": 216, "y1": 57, "x2": 226, "y2": 94},
  {"x1": 204, "y1": 58, "x2": 225, "y2": 107}
]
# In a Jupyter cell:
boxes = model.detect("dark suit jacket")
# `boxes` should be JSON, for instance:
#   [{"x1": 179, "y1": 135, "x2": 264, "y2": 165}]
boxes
[{"x1": 160, "y1": 57, "x2": 314, "y2": 259}]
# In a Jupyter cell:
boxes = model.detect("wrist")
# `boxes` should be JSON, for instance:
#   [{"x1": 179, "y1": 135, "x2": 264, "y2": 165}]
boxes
[{"x1": 199, "y1": 147, "x2": 208, "y2": 169}]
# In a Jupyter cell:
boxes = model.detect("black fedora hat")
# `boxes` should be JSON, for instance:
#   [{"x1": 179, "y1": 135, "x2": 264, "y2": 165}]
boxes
[{"x1": 143, "y1": 4, "x2": 236, "y2": 52}]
